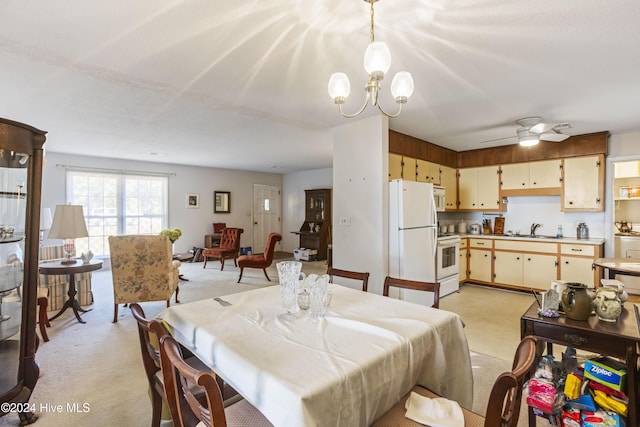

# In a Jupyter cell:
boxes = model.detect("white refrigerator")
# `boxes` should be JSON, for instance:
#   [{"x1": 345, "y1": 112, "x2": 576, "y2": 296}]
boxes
[{"x1": 388, "y1": 179, "x2": 438, "y2": 307}]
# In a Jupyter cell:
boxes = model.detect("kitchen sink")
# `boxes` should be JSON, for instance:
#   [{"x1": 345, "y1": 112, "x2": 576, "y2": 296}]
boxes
[{"x1": 507, "y1": 234, "x2": 559, "y2": 239}]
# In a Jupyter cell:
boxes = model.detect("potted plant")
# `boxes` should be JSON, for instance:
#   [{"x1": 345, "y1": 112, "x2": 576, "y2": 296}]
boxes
[{"x1": 160, "y1": 228, "x2": 182, "y2": 243}]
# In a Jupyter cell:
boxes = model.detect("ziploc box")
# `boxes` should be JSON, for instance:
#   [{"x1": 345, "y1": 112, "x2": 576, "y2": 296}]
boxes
[
  {"x1": 584, "y1": 357, "x2": 626, "y2": 392},
  {"x1": 581, "y1": 410, "x2": 622, "y2": 427}
]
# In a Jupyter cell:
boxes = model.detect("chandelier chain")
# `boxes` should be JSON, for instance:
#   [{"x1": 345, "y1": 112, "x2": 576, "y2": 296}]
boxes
[{"x1": 369, "y1": 0, "x2": 375, "y2": 43}]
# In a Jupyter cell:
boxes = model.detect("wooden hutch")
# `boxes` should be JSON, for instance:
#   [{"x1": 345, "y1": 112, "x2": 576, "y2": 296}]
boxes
[
  {"x1": 298, "y1": 189, "x2": 331, "y2": 261},
  {"x1": 0, "y1": 118, "x2": 45, "y2": 424}
]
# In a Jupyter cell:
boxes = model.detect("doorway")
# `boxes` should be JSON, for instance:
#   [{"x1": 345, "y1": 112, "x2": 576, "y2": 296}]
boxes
[
  {"x1": 252, "y1": 184, "x2": 281, "y2": 253},
  {"x1": 611, "y1": 159, "x2": 640, "y2": 294}
]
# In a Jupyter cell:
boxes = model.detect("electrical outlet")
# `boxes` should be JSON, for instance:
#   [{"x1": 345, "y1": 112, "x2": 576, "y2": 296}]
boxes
[{"x1": 339, "y1": 216, "x2": 351, "y2": 226}]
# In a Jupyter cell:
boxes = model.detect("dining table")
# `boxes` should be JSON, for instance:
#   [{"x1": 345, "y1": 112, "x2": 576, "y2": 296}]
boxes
[{"x1": 159, "y1": 284, "x2": 473, "y2": 427}]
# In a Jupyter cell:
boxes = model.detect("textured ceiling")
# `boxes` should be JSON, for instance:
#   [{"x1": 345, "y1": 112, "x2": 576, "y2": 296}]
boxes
[{"x1": 2, "y1": 0, "x2": 640, "y2": 173}]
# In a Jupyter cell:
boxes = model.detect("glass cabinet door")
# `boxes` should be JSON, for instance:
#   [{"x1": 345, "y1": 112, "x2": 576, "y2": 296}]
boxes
[{"x1": 0, "y1": 150, "x2": 28, "y2": 398}]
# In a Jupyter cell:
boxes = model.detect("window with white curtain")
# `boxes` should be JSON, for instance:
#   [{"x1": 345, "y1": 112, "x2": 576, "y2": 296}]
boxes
[{"x1": 65, "y1": 170, "x2": 168, "y2": 256}]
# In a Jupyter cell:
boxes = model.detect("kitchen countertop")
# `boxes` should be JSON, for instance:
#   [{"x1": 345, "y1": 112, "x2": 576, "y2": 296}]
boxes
[{"x1": 458, "y1": 234, "x2": 605, "y2": 245}]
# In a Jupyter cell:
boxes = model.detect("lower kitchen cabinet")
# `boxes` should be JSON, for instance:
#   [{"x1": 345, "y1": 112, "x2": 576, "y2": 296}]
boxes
[
  {"x1": 523, "y1": 254, "x2": 558, "y2": 290},
  {"x1": 462, "y1": 237, "x2": 603, "y2": 291},
  {"x1": 559, "y1": 243, "x2": 602, "y2": 287},
  {"x1": 459, "y1": 239, "x2": 468, "y2": 282},
  {"x1": 468, "y1": 239, "x2": 492, "y2": 283},
  {"x1": 494, "y1": 252, "x2": 523, "y2": 286}
]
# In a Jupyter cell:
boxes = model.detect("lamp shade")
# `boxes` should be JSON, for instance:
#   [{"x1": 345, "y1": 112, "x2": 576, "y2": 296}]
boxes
[
  {"x1": 328, "y1": 72, "x2": 351, "y2": 100},
  {"x1": 48, "y1": 205, "x2": 88, "y2": 239},
  {"x1": 364, "y1": 41, "x2": 391, "y2": 76},
  {"x1": 391, "y1": 71, "x2": 415, "y2": 100}
]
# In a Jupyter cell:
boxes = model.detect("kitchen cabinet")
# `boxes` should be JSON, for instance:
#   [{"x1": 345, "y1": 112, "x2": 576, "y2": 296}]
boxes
[
  {"x1": 468, "y1": 239, "x2": 492, "y2": 283},
  {"x1": 0, "y1": 118, "x2": 45, "y2": 424},
  {"x1": 440, "y1": 165, "x2": 457, "y2": 210},
  {"x1": 562, "y1": 155, "x2": 604, "y2": 211},
  {"x1": 494, "y1": 252, "x2": 558, "y2": 290},
  {"x1": 500, "y1": 160, "x2": 561, "y2": 194},
  {"x1": 458, "y1": 166, "x2": 501, "y2": 211},
  {"x1": 416, "y1": 159, "x2": 440, "y2": 185},
  {"x1": 559, "y1": 243, "x2": 602, "y2": 287},
  {"x1": 298, "y1": 189, "x2": 331, "y2": 261},
  {"x1": 403, "y1": 157, "x2": 417, "y2": 181},
  {"x1": 523, "y1": 254, "x2": 558, "y2": 290},
  {"x1": 493, "y1": 252, "x2": 523, "y2": 286},
  {"x1": 493, "y1": 240, "x2": 558, "y2": 290},
  {"x1": 388, "y1": 153, "x2": 403, "y2": 181},
  {"x1": 459, "y1": 238, "x2": 468, "y2": 282}
]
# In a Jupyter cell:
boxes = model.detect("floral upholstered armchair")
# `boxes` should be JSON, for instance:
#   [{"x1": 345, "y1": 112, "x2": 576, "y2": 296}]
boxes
[
  {"x1": 39, "y1": 245, "x2": 93, "y2": 311},
  {"x1": 108, "y1": 235, "x2": 180, "y2": 323}
]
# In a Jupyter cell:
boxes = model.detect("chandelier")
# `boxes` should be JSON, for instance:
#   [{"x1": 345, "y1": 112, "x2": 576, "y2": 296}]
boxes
[{"x1": 328, "y1": 0, "x2": 414, "y2": 118}]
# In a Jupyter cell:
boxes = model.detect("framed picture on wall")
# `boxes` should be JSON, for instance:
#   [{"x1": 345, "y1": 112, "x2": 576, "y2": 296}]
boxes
[
  {"x1": 214, "y1": 191, "x2": 230, "y2": 213},
  {"x1": 186, "y1": 193, "x2": 200, "y2": 208}
]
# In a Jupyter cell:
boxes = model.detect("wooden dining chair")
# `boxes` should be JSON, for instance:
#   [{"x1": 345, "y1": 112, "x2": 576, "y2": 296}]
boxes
[
  {"x1": 130, "y1": 303, "x2": 238, "y2": 427},
  {"x1": 327, "y1": 267, "x2": 370, "y2": 292},
  {"x1": 371, "y1": 336, "x2": 538, "y2": 427},
  {"x1": 159, "y1": 335, "x2": 273, "y2": 427},
  {"x1": 383, "y1": 276, "x2": 441, "y2": 308}
]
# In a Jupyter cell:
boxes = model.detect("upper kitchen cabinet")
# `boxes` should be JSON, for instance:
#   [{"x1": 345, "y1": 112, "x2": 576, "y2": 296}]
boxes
[
  {"x1": 562, "y1": 154, "x2": 604, "y2": 211},
  {"x1": 0, "y1": 118, "x2": 45, "y2": 424},
  {"x1": 416, "y1": 159, "x2": 441, "y2": 185},
  {"x1": 458, "y1": 166, "x2": 501, "y2": 211},
  {"x1": 440, "y1": 166, "x2": 457, "y2": 210},
  {"x1": 388, "y1": 153, "x2": 403, "y2": 181},
  {"x1": 500, "y1": 160, "x2": 561, "y2": 195},
  {"x1": 388, "y1": 154, "x2": 417, "y2": 181}
]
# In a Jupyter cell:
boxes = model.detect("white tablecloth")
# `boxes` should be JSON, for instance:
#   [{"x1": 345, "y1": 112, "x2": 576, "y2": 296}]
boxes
[{"x1": 159, "y1": 284, "x2": 473, "y2": 427}]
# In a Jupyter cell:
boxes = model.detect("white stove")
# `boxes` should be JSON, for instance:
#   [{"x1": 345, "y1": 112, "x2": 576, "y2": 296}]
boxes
[{"x1": 436, "y1": 234, "x2": 460, "y2": 297}]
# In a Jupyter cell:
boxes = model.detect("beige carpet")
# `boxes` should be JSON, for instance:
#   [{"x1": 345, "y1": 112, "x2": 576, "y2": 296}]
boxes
[{"x1": 0, "y1": 260, "x2": 534, "y2": 426}]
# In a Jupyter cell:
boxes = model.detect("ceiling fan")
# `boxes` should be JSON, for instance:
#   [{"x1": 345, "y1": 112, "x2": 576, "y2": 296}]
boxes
[{"x1": 481, "y1": 116, "x2": 571, "y2": 147}]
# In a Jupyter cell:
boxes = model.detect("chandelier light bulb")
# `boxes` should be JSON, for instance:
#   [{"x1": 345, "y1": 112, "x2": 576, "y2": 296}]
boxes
[
  {"x1": 328, "y1": 73, "x2": 351, "y2": 103},
  {"x1": 364, "y1": 41, "x2": 391, "y2": 77},
  {"x1": 390, "y1": 71, "x2": 414, "y2": 102},
  {"x1": 328, "y1": 0, "x2": 412, "y2": 118}
]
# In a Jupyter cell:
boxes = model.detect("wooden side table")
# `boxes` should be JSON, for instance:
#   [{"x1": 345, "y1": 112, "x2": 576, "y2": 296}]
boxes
[
  {"x1": 38, "y1": 259, "x2": 103, "y2": 324},
  {"x1": 521, "y1": 302, "x2": 640, "y2": 427},
  {"x1": 173, "y1": 253, "x2": 194, "y2": 281}
]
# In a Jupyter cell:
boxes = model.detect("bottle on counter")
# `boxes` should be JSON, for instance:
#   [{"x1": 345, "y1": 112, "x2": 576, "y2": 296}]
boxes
[{"x1": 556, "y1": 225, "x2": 563, "y2": 238}]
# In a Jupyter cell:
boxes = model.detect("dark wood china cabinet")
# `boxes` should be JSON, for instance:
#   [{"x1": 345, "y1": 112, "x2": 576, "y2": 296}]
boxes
[
  {"x1": 0, "y1": 118, "x2": 46, "y2": 424},
  {"x1": 298, "y1": 189, "x2": 331, "y2": 261}
]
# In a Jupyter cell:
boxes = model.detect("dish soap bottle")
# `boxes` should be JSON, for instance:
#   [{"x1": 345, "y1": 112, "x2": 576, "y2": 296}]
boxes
[{"x1": 556, "y1": 225, "x2": 563, "y2": 238}]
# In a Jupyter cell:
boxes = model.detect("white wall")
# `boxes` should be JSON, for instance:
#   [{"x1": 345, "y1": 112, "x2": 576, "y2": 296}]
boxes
[
  {"x1": 41, "y1": 152, "x2": 282, "y2": 254},
  {"x1": 281, "y1": 168, "x2": 333, "y2": 253},
  {"x1": 332, "y1": 116, "x2": 389, "y2": 294}
]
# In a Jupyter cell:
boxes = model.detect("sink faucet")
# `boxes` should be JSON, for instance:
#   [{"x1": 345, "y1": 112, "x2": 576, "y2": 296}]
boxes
[{"x1": 530, "y1": 223, "x2": 541, "y2": 236}]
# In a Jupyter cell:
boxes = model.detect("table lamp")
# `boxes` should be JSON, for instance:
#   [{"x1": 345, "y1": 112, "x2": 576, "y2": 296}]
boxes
[{"x1": 48, "y1": 205, "x2": 88, "y2": 264}]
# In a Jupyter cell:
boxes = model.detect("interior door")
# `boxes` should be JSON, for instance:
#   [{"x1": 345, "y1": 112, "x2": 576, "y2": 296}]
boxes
[{"x1": 252, "y1": 184, "x2": 281, "y2": 254}]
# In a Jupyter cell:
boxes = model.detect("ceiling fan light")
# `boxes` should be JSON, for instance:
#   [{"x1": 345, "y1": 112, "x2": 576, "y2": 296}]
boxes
[
  {"x1": 328, "y1": 72, "x2": 351, "y2": 103},
  {"x1": 519, "y1": 135, "x2": 540, "y2": 147},
  {"x1": 364, "y1": 41, "x2": 391, "y2": 77},
  {"x1": 391, "y1": 71, "x2": 414, "y2": 102}
]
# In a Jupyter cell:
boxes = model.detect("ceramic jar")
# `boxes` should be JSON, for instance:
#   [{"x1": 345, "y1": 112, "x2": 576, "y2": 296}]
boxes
[
  {"x1": 561, "y1": 283, "x2": 593, "y2": 321},
  {"x1": 593, "y1": 287, "x2": 622, "y2": 322}
]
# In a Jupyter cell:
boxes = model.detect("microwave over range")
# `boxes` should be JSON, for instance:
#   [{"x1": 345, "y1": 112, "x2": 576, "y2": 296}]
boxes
[{"x1": 433, "y1": 186, "x2": 445, "y2": 212}]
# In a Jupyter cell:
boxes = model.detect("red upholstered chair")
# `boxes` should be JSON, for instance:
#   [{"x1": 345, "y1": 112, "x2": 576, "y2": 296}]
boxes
[
  {"x1": 202, "y1": 228, "x2": 244, "y2": 270},
  {"x1": 212, "y1": 223, "x2": 226, "y2": 234},
  {"x1": 237, "y1": 233, "x2": 282, "y2": 283}
]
